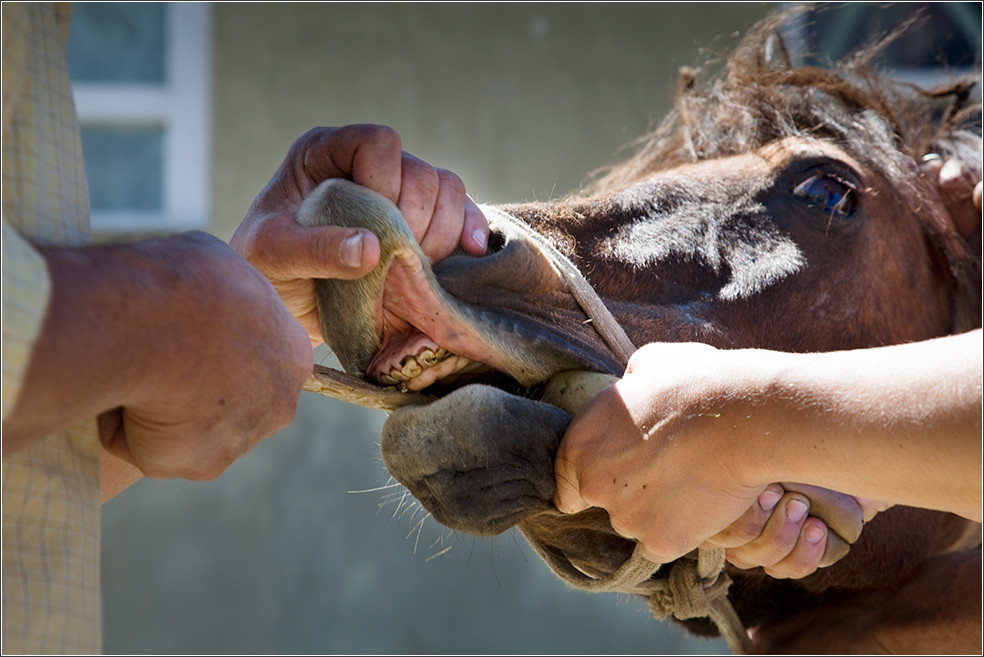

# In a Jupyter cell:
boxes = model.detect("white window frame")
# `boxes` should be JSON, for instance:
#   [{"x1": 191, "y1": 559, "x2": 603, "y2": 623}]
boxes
[{"x1": 71, "y1": 3, "x2": 212, "y2": 233}]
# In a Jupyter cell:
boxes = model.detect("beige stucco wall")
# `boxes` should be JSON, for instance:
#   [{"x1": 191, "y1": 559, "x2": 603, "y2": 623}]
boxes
[{"x1": 209, "y1": 2, "x2": 771, "y2": 240}]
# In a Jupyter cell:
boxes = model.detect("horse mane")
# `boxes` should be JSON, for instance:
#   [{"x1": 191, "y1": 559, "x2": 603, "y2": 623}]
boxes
[{"x1": 584, "y1": 7, "x2": 982, "y2": 332}]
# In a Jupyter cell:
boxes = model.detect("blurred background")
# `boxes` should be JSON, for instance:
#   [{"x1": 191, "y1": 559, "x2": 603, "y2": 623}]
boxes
[{"x1": 66, "y1": 2, "x2": 980, "y2": 654}]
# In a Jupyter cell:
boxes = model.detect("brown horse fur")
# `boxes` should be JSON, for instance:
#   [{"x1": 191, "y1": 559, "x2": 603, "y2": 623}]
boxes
[
  {"x1": 579, "y1": 9, "x2": 981, "y2": 333},
  {"x1": 305, "y1": 7, "x2": 982, "y2": 650},
  {"x1": 511, "y1": 12, "x2": 982, "y2": 638}
]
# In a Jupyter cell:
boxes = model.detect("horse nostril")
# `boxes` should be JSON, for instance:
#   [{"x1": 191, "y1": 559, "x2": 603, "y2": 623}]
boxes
[{"x1": 485, "y1": 228, "x2": 506, "y2": 255}]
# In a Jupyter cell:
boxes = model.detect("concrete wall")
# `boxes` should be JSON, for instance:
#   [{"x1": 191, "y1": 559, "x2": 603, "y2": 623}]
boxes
[
  {"x1": 101, "y1": 3, "x2": 772, "y2": 654},
  {"x1": 206, "y1": 2, "x2": 771, "y2": 238}
]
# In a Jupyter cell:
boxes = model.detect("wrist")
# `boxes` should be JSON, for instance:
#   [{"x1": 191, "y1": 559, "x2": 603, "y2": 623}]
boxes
[
  {"x1": 26, "y1": 237, "x2": 212, "y2": 422},
  {"x1": 712, "y1": 348, "x2": 793, "y2": 489}
]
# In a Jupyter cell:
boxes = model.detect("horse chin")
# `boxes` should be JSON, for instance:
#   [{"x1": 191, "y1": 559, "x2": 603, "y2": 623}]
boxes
[{"x1": 379, "y1": 381, "x2": 572, "y2": 536}]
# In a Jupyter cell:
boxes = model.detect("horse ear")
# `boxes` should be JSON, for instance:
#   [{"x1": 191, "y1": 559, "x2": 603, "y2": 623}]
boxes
[{"x1": 677, "y1": 66, "x2": 699, "y2": 96}]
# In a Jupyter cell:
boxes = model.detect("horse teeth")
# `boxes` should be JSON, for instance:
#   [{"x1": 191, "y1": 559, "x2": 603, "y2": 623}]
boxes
[
  {"x1": 378, "y1": 347, "x2": 457, "y2": 387},
  {"x1": 401, "y1": 358, "x2": 423, "y2": 378}
]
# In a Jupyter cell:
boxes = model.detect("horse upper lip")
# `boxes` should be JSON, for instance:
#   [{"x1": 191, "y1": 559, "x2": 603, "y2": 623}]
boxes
[{"x1": 301, "y1": 179, "x2": 622, "y2": 395}]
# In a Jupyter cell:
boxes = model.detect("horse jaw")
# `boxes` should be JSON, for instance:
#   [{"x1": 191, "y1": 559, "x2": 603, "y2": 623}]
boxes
[{"x1": 295, "y1": 179, "x2": 622, "y2": 536}]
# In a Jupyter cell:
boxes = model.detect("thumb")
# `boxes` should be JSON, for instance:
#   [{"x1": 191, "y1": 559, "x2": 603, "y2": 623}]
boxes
[{"x1": 246, "y1": 215, "x2": 382, "y2": 281}]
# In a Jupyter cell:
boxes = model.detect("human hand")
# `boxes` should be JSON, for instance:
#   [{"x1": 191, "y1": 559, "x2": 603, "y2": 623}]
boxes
[
  {"x1": 231, "y1": 124, "x2": 489, "y2": 345},
  {"x1": 553, "y1": 342, "x2": 881, "y2": 568},
  {"x1": 709, "y1": 482, "x2": 884, "y2": 578},
  {"x1": 96, "y1": 232, "x2": 312, "y2": 480},
  {"x1": 553, "y1": 342, "x2": 770, "y2": 563},
  {"x1": 920, "y1": 153, "x2": 982, "y2": 237}
]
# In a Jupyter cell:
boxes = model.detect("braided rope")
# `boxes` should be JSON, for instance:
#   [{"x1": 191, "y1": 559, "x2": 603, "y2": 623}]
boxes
[{"x1": 485, "y1": 205, "x2": 753, "y2": 654}]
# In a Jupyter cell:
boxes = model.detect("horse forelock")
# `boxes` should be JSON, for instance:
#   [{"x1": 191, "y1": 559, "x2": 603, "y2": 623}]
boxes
[
  {"x1": 580, "y1": 8, "x2": 981, "y2": 332},
  {"x1": 586, "y1": 8, "x2": 981, "y2": 196}
]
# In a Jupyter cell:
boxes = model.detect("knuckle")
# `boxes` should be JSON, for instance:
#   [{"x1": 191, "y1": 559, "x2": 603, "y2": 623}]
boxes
[
  {"x1": 729, "y1": 522, "x2": 765, "y2": 546},
  {"x1": 369, "y1": 124, "x2": 401, "y2": 148},
  {"x1": 767, "y1": 558, "x2": 814, "y2": 580},
  {"x1": 272, "y1": 394, "x2": 301, "y2": 431},
  {"x1": 402, "y1": 155, "x2": 439, "y2": 190},
  {"x1": 725, "y1": 549, "x2": 755, "y2": 571},
  {"x1": 436, "y1": 168, "x2": 466, "y2": 199},
  {"x1": 606, "y1": 512, "x2": 635, "y2": 540}
]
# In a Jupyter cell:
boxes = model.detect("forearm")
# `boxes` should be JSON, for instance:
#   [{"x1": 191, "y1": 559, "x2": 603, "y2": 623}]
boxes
[
  {"x1": 2, "y1": 241, "x2": 168, "y2": 450},
  {"x1": 4, "y1": 231, "x2": 312, "y2": 491},
  {"x1": 741, "y1": 330, "x2": 982, "y2": 521}
]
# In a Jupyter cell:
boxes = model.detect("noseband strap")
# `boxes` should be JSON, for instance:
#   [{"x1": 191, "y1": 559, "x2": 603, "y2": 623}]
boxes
[{"x1": 480, "y1": 205, "x2": 637, "y2": 365}]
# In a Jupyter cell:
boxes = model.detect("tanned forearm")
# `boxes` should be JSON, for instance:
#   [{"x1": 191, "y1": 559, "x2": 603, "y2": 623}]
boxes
[
  {"x1": 2, "y1": 241, "x2": 173, "y2": 451},
  {"x1": 3, "y1": 233, "x2": 313, "y2": 502}
]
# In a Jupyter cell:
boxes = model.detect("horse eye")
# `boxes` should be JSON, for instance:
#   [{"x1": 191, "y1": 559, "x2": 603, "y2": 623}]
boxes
[{"x1": 792, "y1": 173, "x2": 856, "y2": 218}]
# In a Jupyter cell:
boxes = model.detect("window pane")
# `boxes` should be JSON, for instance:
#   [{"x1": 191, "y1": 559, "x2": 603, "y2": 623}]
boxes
[
  {"x1": 81, "y1": 125, "x2": 164, "y2": 211},
  {"x1": 67, "y1": 3, "x2": 166, "y2": 84},
  {"x1": 803, "y1": 3, "x2": 981, "y2": 69}
]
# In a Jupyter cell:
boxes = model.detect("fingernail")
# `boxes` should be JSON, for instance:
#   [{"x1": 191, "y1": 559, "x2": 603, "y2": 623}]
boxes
[
  {"x1": 786, "y1": 498, "x2": 809, "y2": 523},
  {"x1": 939, "y1": 158, "x2": 965, "y2": 184},
  {"x1": 341, "y1": 233, "x2": 364, "y2": 268},
  {"x1": 758, "y1": 488, "x2": 782, "y2": 512},
  {"x1": 804, "y1": 522, "x2": 825, "y2": 544},
  {"x1": 472, "y1": 228, "x2": 487, "y2": 252}
]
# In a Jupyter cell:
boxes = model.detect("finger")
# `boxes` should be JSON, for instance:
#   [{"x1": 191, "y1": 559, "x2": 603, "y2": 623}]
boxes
[
  {"x1": 397, "y1": 153, "x2": 442, "y2": 244},
  {"x1": 817, "y1": 527, "x2": 851, "y2": 568},
  {"x1": 920, "y1": 154, "x2": 981, "y2": 237},
  {"x1": 938, "y1": 159, "x2": 981, "y2": 237},
  {"x1": 725, "y1": 494, "x2": 810, "y2": 570},
  {"x1": 461, "y1": 197, "x2": 490, "y2": 255},
  {"x1": 243, "y1": 214, "x2": 382, "y2": 281},
  {"x1": 762, "y1": 517, "x2": 828, "y2": 579},
  {"x1": 417, "y1": 169, "x2": 470, "y2": 263},
  {"x1": 705, "y1": 484, "x2": 785, "y2": 548},
  {"x1": 781, "y1": 482, "x2": 862, "y2": 544},
  {"x1": 300, "y1": 125, "x2": 404, "y2": 201}
]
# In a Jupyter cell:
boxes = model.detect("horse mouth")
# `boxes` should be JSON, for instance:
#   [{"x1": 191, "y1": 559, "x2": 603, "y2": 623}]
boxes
[
  {"x1": 299, "y1": 178, "x2": 622, "y2": 411},
  {"x1": 363, "y1": 255, "x2": 539, "y2": 399},
  {"x1": 373, "y1": 342, "x2": 505, "y2": 394},
  {"x1": 298, "y1": 179, "x2": 619, "y2": 537},
  {"x1": 367, "y1": 300, "x2": 500, "y2": 394}
]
